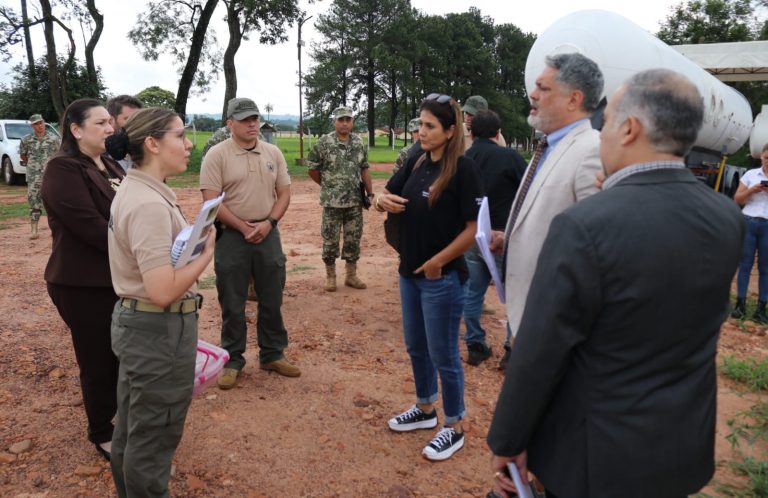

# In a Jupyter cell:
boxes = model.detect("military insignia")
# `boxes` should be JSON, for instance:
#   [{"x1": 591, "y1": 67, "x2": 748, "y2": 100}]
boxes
[{"x1": 267, "y1": 162, "x2": 274, "y2": 172}]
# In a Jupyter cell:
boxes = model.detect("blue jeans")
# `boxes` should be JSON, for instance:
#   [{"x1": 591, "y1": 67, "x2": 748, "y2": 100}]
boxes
[
  {"x1": 463, "y1": 245, "x2": 512, "y2": 345},
  {"x1": 737, "y1": 215, "x2": 768, "y2": 301},
  {"x1": 399, "y1": 272, "x2": 467, "y2": 423}
]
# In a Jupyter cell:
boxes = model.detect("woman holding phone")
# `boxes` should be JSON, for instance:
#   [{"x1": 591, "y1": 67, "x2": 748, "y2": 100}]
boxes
[
  {"x1": 732, "y1": 143, "x2": 768, "y2": 323},
  {"x1": 375, "y1": 93, "x2": 481, "y2": 461}
]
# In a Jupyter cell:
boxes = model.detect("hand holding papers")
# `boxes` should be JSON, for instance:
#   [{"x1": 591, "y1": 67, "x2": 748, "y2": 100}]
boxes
[
  {"x1": 475, "y1": 196, "x2": 505, "y2": 303},
  {"x1": 171, "y1": 193, "x2": 224, "y2": 267},
  {"x1": 507, "y1": 462, "x2": 534, "y2": 498}
]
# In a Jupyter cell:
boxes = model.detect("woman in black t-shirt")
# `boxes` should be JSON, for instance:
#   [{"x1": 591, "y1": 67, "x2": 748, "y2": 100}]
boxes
[{"x1": 375, "y1": 94, "x2": 481, "y2": 461}]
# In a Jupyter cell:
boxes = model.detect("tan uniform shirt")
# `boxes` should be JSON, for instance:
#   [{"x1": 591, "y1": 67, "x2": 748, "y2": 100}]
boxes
[
  {"x1": 199, "y1": 138, "x2": 291, "y2": 221},
  {"x1": 109, "y1": 169, "x2": 197, "y2": 300},
  {"x1": 464, "y1": 123, "x2": 507, "y2": 151}
]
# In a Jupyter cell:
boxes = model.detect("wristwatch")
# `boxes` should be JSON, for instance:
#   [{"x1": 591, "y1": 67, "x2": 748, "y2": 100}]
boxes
[{"x1": 267, "y1": 216, "x2": 278, "y2": 228}]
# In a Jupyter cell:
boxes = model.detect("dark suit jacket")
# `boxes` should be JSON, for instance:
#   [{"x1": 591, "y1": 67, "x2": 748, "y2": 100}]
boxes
[
  {"x1": 465, "y1": 138, "x2": 525, "y2": 230},
  {"x1": 42, "y1": 152, "x2": 124, "y2": 287},
  {"x1": 487, "y1": 168, "x2": 744, "y2": 498}
]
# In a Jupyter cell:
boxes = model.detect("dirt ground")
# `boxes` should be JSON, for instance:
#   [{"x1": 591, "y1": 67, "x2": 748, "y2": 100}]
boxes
[{"x1": 0, "y1": 176, "x2": 766, "y2": 497}]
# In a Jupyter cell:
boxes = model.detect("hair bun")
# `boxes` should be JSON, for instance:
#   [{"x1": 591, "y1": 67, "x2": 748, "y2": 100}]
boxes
[{"x1": 105, "y1": 130, "x2": 130, "y2": 160}]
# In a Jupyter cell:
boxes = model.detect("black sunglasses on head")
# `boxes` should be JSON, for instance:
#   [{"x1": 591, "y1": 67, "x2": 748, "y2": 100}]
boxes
[{"x1": 424, "y1": 93, "x2": 452, "y2": 104}]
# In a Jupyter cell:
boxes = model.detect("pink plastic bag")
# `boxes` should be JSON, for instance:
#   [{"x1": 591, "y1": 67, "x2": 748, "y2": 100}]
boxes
[{"x1": 194, "y1": 340, "x2": 229, "y2": 396}]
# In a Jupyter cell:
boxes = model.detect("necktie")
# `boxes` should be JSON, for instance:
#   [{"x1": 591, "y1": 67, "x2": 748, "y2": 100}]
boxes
[
  {"x1": 500, "y1": 137, "x2": 548, "y2": 282},
  {"x1": 507, "y1": 136, "x2": 548, "y2": 233}
]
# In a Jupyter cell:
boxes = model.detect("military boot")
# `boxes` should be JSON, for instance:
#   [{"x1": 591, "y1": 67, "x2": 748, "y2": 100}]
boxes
[
  {"x1": 730, "y1": 297, "x2": 747, "y2": 319},
  {"x1": 344, "y1": 262, "x2": 367, "y2": 289},
  {"x1": 324, "y1": 264, "x2": 337, "y2": 292},
  {"x1": 753, "y1": 300, "x2": 768, "y2": 324},
  {"x1": 30, "y1": 220, "x2": 39, "y2": 240}
]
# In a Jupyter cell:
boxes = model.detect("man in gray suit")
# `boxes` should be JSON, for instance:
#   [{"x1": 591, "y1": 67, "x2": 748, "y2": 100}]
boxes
[
  {"x1": 492, "y1": 53, "x2": 603, "y2": 369},
  {"x1": 487, "y1": 69, "x2": 744, "y2": 498}
]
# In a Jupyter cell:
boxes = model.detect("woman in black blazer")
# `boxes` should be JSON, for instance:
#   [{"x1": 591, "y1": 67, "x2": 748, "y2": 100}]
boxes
[{"x1": 41, "y1": 98, "x2": 124, "y2": 461}]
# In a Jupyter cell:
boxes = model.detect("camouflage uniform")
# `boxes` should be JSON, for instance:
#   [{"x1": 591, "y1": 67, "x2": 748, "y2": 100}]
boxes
[
  {"x1": 394, "y1": 144, "x2": 414, "y2": 175},
  {"x1": 394, "y1": 118, "x2": 421, "y2": 175},
  {"x1": 307, "y1": 132, "x2": 369, "y2": 265},
  {"x1": 201, "y1": 127, "x2": 231, "y2": 159},
  {"x1": 20, "y1": 130, "x2": 60, "y2": 222}
]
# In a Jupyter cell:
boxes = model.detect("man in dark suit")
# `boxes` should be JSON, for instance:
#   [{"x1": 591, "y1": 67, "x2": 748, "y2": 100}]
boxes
[
  {"x1": 462, "y1": 110, "x2": 525, "y2": 366},
  {"x1": 487, "y1": 69, "x2": 744, "y2": 498}
]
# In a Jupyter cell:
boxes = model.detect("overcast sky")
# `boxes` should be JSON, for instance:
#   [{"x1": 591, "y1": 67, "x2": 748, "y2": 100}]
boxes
[{"x1": 0, "y1": 0, "x2": 683, "y2": 116}]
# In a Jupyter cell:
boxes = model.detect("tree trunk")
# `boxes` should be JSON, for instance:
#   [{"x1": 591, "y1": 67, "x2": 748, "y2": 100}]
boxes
[
  {"x1": 175, "y1": 0, "x2": 219, "y2": 121},
  {"x1": 84, "y1": 0, "x2": 103, "y2": 88},
  {"x1": 366, "y1": 58, "x2": 375, "y2": 147},
  {"x1": 20, "y1": 0, "x2": 35, "y2": 84},
  {"x1": 39, "y1": 0, "x2": 64, "y2": 118},
  {"x1": 388, "y1": 70, "x2": 396, "y2": 147},
  {"x1": 221, "y1": 1, "x2": 242, "y2": 126}
]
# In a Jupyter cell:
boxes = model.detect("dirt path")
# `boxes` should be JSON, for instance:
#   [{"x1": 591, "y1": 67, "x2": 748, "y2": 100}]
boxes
[{"x1": 0, "y1": 178, "x2": 765, "y2": 497}]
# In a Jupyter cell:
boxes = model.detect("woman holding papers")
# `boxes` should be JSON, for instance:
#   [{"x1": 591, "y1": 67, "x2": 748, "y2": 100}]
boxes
[
  {"x1": 374, "y1": 94, "x2": 481, "y2": 461},
  {"x1": 41, "y1": 98, "x2": 124, "y2": 462},
  {"x1": 106, "y1": 107, "x2": 214, "y2": 498}
]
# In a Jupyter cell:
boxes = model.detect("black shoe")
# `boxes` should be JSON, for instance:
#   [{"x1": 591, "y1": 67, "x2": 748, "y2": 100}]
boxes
[
  {"x1": 467, "y1": 342, "x2": 492, "y2": 366},
  {"x1": 94, "y1": 442, "x2": 111, "y2": 462},
  {"x1": 731, "y1": 297, "x2": 747, "y2": 319},
  {"x1": 498, "y1": 345, "x2": 511, "y2": 371},
  {"x1": 388, "y1": 405, "x2": 438, "y2": 432},
  {"x1": 753, "y1": 300, "x2": 768, "y2": 324},
  {"x1": 422, "y1": 426, "x2": 464, "y2": 461}
]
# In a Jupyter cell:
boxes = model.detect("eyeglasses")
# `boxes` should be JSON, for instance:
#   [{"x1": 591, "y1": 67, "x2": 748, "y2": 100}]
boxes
[{"x1": 424, "y1": 93, "x2": 452, "y2": 104}]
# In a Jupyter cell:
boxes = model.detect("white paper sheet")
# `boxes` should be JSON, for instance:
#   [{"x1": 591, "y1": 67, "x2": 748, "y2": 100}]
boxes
[{"x1": 475, "y1": 196, "x2": 505, "y2": 303}]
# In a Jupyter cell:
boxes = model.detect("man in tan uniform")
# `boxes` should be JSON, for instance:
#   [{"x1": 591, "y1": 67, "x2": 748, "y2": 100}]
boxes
[{"x1": 200, "y1": 97, "x2": 298, "y2": 389}]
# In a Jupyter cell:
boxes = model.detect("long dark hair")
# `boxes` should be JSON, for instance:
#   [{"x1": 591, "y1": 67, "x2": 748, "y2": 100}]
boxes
[
  {"x1": 420, "y1": 96, "x2": 464, "y2": 207},
  {"x1": 58, "y1": 98, "x2": 105, "y2": 157}
]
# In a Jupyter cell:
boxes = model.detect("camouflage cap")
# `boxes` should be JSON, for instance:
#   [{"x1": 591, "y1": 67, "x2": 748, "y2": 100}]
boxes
[
  {"x1": 28, "y1": 114, "x2": 44, "y2": 124},
  {"x1": 227, "y1": 98, "x2": 260, "y2": 120},
  {"x1": 461, "y1": 95, "x2": 489, "y2": 116},
  {"x1": 333, "y1": 106, "x2": 354, "y2": 119},
  {"x1": 407, "y1": 118, "x2": 421, "y2": 133}
]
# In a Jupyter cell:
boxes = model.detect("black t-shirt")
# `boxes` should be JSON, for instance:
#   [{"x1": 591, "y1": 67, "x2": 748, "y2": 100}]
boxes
[
  {"x1": 385, "y1": 153, "x2": 482, "y2": 282},
  {"x1": 465, "y1": 138, "x2": 526, "y2": 230}
]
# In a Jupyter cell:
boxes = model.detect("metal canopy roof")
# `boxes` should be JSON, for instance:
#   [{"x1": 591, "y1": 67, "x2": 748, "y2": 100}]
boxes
[{"x1": 671, "y1": 41, "x2": 768, "y2": 81}]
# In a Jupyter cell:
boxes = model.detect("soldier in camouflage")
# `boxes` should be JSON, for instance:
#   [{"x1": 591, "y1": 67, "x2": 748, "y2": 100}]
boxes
[
  {"x1": 19, "y1": 114, "x2": 60, "y2": 239},
  {"x1": 202, "y1": 126, "x2": 231, "y2": 159},
  {"x1": 393, "y1": 118, "x2": 422, "y2": 175},
  {"x1": 307, "y1": 106, "x2": 373, "y2": 291}
]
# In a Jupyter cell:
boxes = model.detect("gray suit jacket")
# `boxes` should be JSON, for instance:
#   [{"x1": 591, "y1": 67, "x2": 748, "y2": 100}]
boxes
[
  {"x1": 488, "y1": 168, "x2": 744, "y2": 498},
  {"x1": 503, "y1": 120, "x2": 601, "y2": 335}
]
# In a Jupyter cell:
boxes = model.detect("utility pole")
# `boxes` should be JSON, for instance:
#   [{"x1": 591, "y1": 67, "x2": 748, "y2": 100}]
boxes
[{"x1": 297, "y1": 14, "x2": 312, "y2": 165}]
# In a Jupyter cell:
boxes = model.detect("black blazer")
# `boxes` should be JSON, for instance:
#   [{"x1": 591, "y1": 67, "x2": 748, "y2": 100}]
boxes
[
  {"x1": 42, "y1": 152, "x2": 124, "y2": 287},
  {"x1": 487, "y1": 168, "x2": 744, "y2": 498}
]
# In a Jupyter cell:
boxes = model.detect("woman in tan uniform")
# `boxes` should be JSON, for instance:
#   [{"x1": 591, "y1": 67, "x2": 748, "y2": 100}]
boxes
[{"x1": 106, "y1": 108, "x2": 214, "y2": 498}]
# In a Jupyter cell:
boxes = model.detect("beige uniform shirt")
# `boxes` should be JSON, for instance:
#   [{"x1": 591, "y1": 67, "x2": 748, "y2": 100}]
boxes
[
  {"x1": 464, "y1": 123, "x2": 507, "y2": 151},
  {"x1": 199, "y1": 138, "x2": 291, "y2": 221},
  {"x1": 109, "y1": 169, "x2": 197, "y2": 301}
]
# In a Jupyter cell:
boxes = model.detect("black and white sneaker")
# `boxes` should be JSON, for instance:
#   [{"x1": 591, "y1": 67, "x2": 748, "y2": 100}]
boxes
[
  {"x1": 422, "y1": 426, "x2": 464, "y2": 461},
  {"x1": 387, "y1": 405, "x2": 438, "y2": 432}
]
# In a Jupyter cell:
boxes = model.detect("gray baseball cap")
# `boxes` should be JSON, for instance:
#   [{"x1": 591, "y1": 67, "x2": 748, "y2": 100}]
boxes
[
  {"x1": 461, "y1": 95, "x2": 489, "y2": 115},
  {"x1": 227, "y1": 98, "x2": 260, "y2": 120},
  {"x1": 29, "y1": 114, "x2": 44, "y2": 124},
  {"x1": 407, "y1": 118, "x2": 421, "y2": 133},
  {"x1": 333, "y1": 106, "x2": 354, "y2": 119}
]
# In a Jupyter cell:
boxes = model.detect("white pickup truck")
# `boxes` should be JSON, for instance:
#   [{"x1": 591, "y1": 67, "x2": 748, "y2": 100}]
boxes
[{"x1": 0, "y1": 119, "x2": 61, "y2": 185}]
